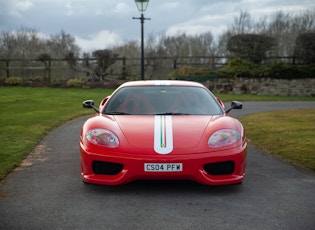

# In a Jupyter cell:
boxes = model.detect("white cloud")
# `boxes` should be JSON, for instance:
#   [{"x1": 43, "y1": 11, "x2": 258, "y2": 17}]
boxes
[
  {"x1": 160, "y1": 2, "x2": 180, "y2": 9},
  {"x1": 75, "y1": 30, "x2": 122, "y2": 52},
  {"x1": 165, "y1": 24, "x2": 211, "y2": 37},
  {"x1": 164, "y1": 12, "x2": 232, "y2": 38},
  {"x1": 65, "y1": 2, "x2": 73, "y2": 16},
  {"x1": 64, "y1": 0, "x2": 89, "y2": 16},
  {"x1": 1, "y1": 0, "x2": 34, "y2": 17},
  {"x1": 16, "y1": 0, "x2": 33, "y2": 11},
  {"x1": 113, "y1": 3, "x2": 132, "y2": 15},
  {"x1": 95, "y1": 9, "x2": 102, "y2": 16}
]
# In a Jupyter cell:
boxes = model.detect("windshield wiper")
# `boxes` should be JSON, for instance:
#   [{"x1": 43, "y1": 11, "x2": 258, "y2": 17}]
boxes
[{"x1": 104, "y1": 111, "x2": 131, "y2": 115}]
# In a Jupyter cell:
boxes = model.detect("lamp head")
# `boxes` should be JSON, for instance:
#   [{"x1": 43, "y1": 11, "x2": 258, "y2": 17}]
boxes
[{"x1": 135, "y1": 0, "x2": 149, "y2": 12}]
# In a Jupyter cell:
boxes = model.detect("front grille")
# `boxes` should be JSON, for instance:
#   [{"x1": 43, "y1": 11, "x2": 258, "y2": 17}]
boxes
[
  {"x1": 204, "y1": 161, "x2": 235, "y2": 175},
  {"x1": 92, "y1": 161, "x2": 123, "y2": 175}
]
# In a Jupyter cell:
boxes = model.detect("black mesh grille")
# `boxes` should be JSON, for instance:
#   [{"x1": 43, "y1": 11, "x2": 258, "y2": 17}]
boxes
[
  {"x1": 204, "y1": 161, "x2": 235, "y2": 175},
  {"x1": 92, "y1": 161, "x2": 123, "y2": 175}
]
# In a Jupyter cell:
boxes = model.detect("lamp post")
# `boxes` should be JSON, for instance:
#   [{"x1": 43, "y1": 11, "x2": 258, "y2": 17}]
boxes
[{"x1": 133, "y1": 0, "x2": 150, "y2": 80}]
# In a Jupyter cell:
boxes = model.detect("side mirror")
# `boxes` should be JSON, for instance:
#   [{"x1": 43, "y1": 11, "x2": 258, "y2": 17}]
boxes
[
  {"x1": 83, "y1": 100, "x2": 99, "y2": 113},
  {"x1": 226, "y1": 101, "x2": 242, "y2": 114},
  {"x1": 83, "y1": 100, "x2": 95, "y2": 108}
]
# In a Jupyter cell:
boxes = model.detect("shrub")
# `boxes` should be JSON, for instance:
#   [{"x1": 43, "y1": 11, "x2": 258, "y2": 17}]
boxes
[
  {"x1": 168, "y1": 66, "x2": 216, "y2": 81},
  {"x1": 218, "y1": 58, "x2": 262, "y2": 78},
  {"x1": 5, "y1": 77, "x2": 23, "y2": 86},
  {"x1": 169, "y1": 66, "x2": 207, "y2": 78},
  {"x1": 263, "y1": 63, "x2": 315, "y2": 79},
  {"x1": 37, "y1": 53, "x2": 52, "y2": 62},
  {"x1": 66, "y1": 78, "x2": 83, "y2": 88},
  {"x1": 295, "y1": 65, "x2": 315, "y2": 78},
  {"x1": 168, "y1": 58, "x2": 315, "y2": 81},
  {"x1": 294, "y1": 33, "x2": 315, "y2": 64},
  {"x1": 51, "y1": 79, "x2": 61, "y2": 87},
  {"x1": 227, "y1": 34, "x2": 276, "y2": 64},
  {"x1": 263, "y1": 63, "x2": 297, "y2": 79}
]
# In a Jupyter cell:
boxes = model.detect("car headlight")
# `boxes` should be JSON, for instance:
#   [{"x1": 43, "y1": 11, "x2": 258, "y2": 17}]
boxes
[
  {"x1": 208, "y1": 129, "x2": 241, "y2": 148},
  {"x1": 86, "y1": 129, "x2": 119, "y2": 148}
]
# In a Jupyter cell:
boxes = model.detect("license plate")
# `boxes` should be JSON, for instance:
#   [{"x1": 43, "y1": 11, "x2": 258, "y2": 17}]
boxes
[{"x1": 144, "y1": 163, "x2": 183, "y2": 172}]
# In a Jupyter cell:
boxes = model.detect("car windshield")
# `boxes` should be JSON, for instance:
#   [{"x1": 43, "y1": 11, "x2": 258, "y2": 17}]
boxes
[{"x1": 103, "y1": 85, "x2": 223, "y2": 115}]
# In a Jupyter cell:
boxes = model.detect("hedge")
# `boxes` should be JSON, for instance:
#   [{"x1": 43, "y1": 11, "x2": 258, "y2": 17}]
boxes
[{"x1": 169, "y1": 58, "x2": 315, "y2": 81}]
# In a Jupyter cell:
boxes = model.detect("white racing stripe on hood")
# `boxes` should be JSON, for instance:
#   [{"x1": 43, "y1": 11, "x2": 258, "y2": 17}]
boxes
[{"x1": 154, "y1": 115, "x2": 173, "y2": 154}]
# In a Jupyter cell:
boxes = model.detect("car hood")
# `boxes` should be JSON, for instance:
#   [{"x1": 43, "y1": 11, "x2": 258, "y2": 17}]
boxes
[{"x1": 114, "y1": 115, "x2": 212, "y2": 152}]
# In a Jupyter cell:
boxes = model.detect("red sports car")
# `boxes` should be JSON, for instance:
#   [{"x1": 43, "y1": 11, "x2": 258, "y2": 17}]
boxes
[{"x1": 80, "y1": 80, "x2": 247, "y2": 186}]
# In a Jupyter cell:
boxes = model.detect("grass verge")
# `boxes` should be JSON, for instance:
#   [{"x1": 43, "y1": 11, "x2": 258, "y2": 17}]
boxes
[
  {"x1": 239, "y1": 108, "x2": 315, "y2": 172},
  {"x1": 0, "y1": 87, "x2": 113, "y2": 179},
  {"x1": 216, "y1": 94, "x2": 314, "y2": 101}
]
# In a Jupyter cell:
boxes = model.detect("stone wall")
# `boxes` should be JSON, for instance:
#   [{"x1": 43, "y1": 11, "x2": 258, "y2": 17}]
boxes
[{"x1": 205, "y1": 78, "x2": 315, "y2": 96}]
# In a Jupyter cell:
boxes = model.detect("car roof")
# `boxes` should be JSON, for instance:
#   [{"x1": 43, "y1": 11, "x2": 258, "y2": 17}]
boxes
[{"x1": 118, "y1": 80, "x2": 205, "y2": 88}]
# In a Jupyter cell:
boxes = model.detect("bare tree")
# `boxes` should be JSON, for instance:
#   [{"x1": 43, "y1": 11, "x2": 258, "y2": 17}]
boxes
[
  {"x1": 0, "y1": 31, "x2": 17, "y2": 59},
  {"x1": 266, "y1": 10, "x2": 315, "y2": 56},
  {"x1": 0, "y1": 27, "x2": 46, "y2": 78},
  {"x1": 93, "y1": 49, "x2": 118, "y2": 80},
  {"x1": 267, "y1": 11, "x2": 292, "y2": 56},
  {"x1": 37, "y1": 53, "x2": 52, "y2": 82},
  {"x1": 112, "y1": 40, "x2": 139, "y2": 58},
  {"x1": 218, "y1": 10, "x2": 315, "y2": 59},
  {"x1": 156, "y1": 32, "x2": 215, "y2": 57},
  {"x1": 46, "y1": 30, "x2": 80, "y2": 58},
  {"x1": 230, "y1": 11, "x2": 253, "y2": 34},
  {"x1": 187, "y1": 32, "x2": 214, "y2": 56},
  {"x1": 0, "y1": 27, "x2": 44, "y2": 59},
  {"x1": 79, "y1": 49, "x2": 119, "y2": 81}
]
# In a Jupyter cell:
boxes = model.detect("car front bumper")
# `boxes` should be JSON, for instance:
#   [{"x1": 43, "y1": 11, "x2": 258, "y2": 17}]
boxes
[{"x1": 80, "y1": 142, "x2": 247, "y2": 186}]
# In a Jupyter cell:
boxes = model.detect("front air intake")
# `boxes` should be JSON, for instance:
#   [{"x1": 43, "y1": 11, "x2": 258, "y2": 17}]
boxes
[
  {"x1": 204, "y1": 161, "x2": 235, "y2": 175},
  {"x1": 92, "y1": 161, "x2": 123, "y2": 175}
]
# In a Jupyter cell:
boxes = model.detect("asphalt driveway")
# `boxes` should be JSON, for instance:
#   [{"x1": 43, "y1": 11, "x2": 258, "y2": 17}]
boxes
[{"x1": 0, "y1": 101, "x2": 315, "y2": 230}]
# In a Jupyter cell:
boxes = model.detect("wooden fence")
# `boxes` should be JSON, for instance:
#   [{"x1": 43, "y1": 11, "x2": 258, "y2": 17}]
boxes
[{"x1": 0, "y1": 56, "x2": 297, "y2": 81}]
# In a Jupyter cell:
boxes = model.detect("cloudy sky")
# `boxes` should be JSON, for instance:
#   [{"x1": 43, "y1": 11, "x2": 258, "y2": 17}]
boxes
[{"x1": 0, "y1": 0, "x2": 314, "y2": 52}]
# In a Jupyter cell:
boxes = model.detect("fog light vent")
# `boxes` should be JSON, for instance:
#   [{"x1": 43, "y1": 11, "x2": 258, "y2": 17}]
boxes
[
  {"x1": 204, "y1": 161, "x2": 234, "y2": 175},
  {"x1": 92, "y1": 161, "x2": 123, "y2": 175}
]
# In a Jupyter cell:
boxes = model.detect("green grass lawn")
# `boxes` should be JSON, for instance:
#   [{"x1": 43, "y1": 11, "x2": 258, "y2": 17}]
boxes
[
  {"x1": 0, "y1": 86, "x2": 314, "y2": 179},
  {"x1": 239, "y1": 108, "x2": 315, "y2": 172},
  {"x1": 0, "y1": 87, "x2": 113, "y2": 179},
  {"x1": 215, "y1": 93, "x2": 315, "y2": 101}
]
